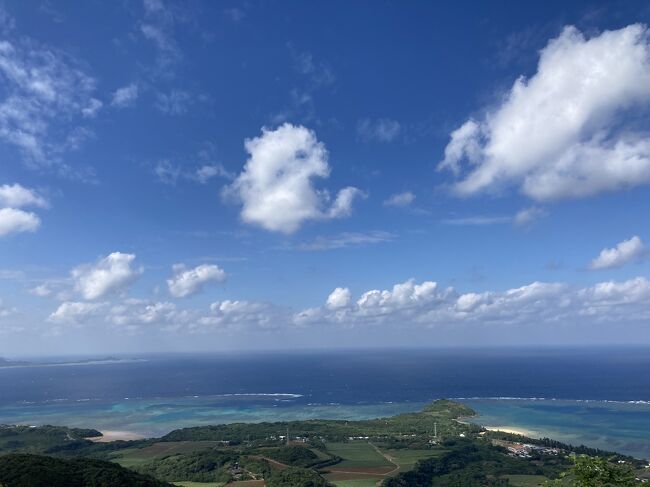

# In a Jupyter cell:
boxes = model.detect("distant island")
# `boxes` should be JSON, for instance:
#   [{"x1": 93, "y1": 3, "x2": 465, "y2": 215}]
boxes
[
  {"x1": 0, "y1": 400, "x2": 646, "y2": 486},
  {"x1": 0, "y1": 358, "x2": 30, "y2": 368},
  {"x1": 0, "y1": 357, "x2": 147, "y2": 369}
]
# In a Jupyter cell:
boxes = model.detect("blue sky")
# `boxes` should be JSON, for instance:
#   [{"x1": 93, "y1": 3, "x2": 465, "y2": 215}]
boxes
[{"x1": 2, "y1": 0, "x2": 650, "y2": 355}]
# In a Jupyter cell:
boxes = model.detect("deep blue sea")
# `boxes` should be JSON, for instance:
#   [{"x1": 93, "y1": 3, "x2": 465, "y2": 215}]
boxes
[{"x1": 0, "y1": 348, "x2": 648, "y2": 459}]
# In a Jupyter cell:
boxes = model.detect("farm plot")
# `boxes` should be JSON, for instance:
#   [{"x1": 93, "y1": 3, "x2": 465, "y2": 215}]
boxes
[{"x1": 325, "y1": 442, "x2": 393, "y2": 472}]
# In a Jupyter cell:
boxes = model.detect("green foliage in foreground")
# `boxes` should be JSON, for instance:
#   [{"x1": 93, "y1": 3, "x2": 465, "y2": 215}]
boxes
[
  {"x1": 132, "y1": 450, "x2": 237, "y2": 483},
  {"x1": 384, "y1": 440, "x2": 561, "y2": 487},
  {"x1": 545, "y1": 455, "x2": 636, "y2": 487},
  {"x1": 265, "y1": 466, "x2": 332, "y2": 487},
  {"x1": 0, "y1": 453, "x2": 172, "y2": 487},
  {"x1": 0, "y1": 424, "x2": 154, "y2": 460}
]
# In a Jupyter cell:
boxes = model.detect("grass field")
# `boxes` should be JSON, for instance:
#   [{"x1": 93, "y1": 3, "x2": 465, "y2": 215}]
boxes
[
  {"x1": 384, "y1": 448, "x2": 444, "y2": 471},
  {"x1": 325, "y1": 442, "x2": 392, "y2": 469},
  {"x1": 111, "y1": 441, "x2": 223, "y2": 467},
  {"x1": 172, "y1": 482, "x2": 225, "y2": 487},
  {"x1": 503, "y1": 475, "x2": 550, "y2": 486},
  {"x1": 172, "y1": 482, "x2": 261, "y2": 487},
  {"x1": 329, "y1": 479, "x2": 380, "y2": 487},
  {"x1": 310, "y1": 447, "x2": 334, "y2": 461}
]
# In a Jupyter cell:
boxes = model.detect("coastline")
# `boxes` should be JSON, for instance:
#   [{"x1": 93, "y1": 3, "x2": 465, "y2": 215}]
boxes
[
  {"x1": 89, "y1": 430, "x2": 146, "y2": 442},
  {"x1": 455, "y1": 417, "x2": 538, "y2": 438},
  {"x1": 0, "y1": 396, "x2": 647, "y2": 459},
  {"x1": 483, "y1": 425, "x2": 538, "y2": 437}
]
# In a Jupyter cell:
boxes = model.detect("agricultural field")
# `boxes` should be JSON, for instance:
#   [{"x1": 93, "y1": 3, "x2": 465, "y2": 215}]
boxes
[
  {"x1": 321, "y1": 441, "x2": 393, "y2": 485},
  {"x1": 502, "y1": 474, "x2": 550, "y2": 486},
  {"x1": 382, "y1": 448, "x2": 444, "y2": 472},
  {"x1": 111, "y1": 441, "x2": 223, "y2": 468},
  {"x1": 325, "y1": 442, "x2": 392, "y2": 470},
  {"x1": 323, "y1": 472, "x2": 383, "y2": 486},
  {"x1": 328, "y1": 479, "x2": 379, "y2": 487},
  {"x1": 172, "y1": 482, "x2": 225, "y2": 487}
]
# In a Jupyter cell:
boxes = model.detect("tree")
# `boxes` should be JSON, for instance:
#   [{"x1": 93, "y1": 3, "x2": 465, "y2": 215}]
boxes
[{"x1": 546, "y1": 456, "x2": 636, "y2": 487}]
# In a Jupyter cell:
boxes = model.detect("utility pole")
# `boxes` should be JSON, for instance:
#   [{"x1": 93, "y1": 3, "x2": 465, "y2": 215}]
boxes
[{"x1": 434, "y1": 422, "x2": 437, "y2": 438}]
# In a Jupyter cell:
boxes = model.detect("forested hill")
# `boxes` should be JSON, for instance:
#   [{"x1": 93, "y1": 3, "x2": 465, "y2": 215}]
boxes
[
  {"x1": 0, "y1": 425, "x2": 102, "y2": 454},
  {"x1": 0, "y1": 454, "x2": 173, "y2": 487}
]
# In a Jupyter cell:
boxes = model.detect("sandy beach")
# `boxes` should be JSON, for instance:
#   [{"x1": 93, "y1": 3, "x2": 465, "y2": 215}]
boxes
[
  {"x1": 89, "y1": 430, "x2": 146, "y2": 442},
  {"x1": 484, "y1": 425, "x2": 538, "y2": 437}
]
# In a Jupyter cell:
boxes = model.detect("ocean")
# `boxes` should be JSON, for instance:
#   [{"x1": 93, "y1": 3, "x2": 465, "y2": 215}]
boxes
[{"x1": 0, "y1": 348, "x2": 648, "y2": 459}]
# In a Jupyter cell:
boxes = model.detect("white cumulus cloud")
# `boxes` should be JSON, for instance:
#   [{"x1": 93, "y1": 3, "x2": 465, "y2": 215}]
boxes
[
  {"x1": 439, "y1": 24, "x2": 650, "y2": 200},
  {"x1": 72, "y1": 252, "x2": 142, "y2": 300},
  {"x1": 295, "y1": 277, "x2": 650, "y2": 328},
  {"x1": 0, "y1": 183, "x2": 48, "y2": 238},
  {"x1": 295, "y1": 279, "x2": 447, "y2": 326},
  {"x1": 0, "y1": 208, "x2": 40, "y2": 237},
  {"x1": 0, "y1": 183, "x2": 47, "y2": 208},
  {"x1": 196, "y1": 299, "x2": 288, "y2": 331},
  {"x1": 224, "y1": 123, "x2": 363, "y2": 233},
  {"x1": 580, "y1": 276, "x2": 650, "y2": 306},
  {"x1": 167, "y1": 263, "x2": 227, "y2": 298},
  {"x1": 590, "y1": 236, "x2": 647, "y2": 270},
  {"x1": 108, "y1": 299, "x2": 188, "y2": 331},
  {"x1": 49, "y1": 301, "x2": 106, "y2": 324},
  {"x1": 326, "y1": 287, "x2": 351, "y2": 309}
]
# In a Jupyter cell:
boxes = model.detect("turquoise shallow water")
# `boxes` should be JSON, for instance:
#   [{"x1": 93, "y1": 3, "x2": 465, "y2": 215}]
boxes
[
  {"x1": 0, "y1": 395, "x2": 427, "y2": 437},
  {"x1": 464, "y1": 398, "x2": 650, "y2": 460},
  {"x1": 0, "y1": 395, "x2": 648, "y2": 460}
]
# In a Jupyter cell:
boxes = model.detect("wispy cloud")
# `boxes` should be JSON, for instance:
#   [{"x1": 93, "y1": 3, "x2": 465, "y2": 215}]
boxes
[
  {"x1": 140, "y1": 0, "x2": 182, "y2": 73},
  {"x1": 223, "y1": 7, "x2": 245, "y2": 22},
  {"x1": 111, "y1": 83, "x2": 139, "y2": 108},
  {"x1": 290, "y1": 47, "x2": 335, "y2": 87},
  {"x1": 154, "y1": 159, "x2": 232, "y2": 185},
  {"x1": 0, "y1": 22, "x2": 99, "y2": 178},
  {"x1": 155, "y1": 89, "x2": 193, "y2": 115},
  {"x1": 514, "y1": 206, "x2": 547, "y2": 226},
  {"x1": 292, "y1": 231, "x2": 395, "y2": 251},
  {"x1": 357, "y1": 118, "x2": 401, "y2": 143},
  {"x1": 384, "y1": 191, "x2": 415, "y2": 208},
  {"x1": 442, "y1": 207, "x2": 548, "y2": 227},
  {"x1": 272, "y1": 45, "x2": 336, "y2": 123},
  {"x1": 441, "y1": 215, "x2": 511, "y2": 226}
]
